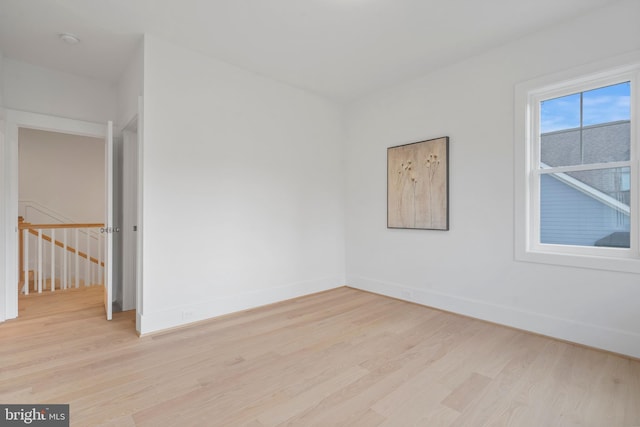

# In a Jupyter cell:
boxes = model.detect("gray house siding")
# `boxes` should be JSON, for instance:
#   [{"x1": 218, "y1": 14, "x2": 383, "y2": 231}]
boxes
[
  {"x1": 540, "y1": 173, "x2": 629, "y2": 246},
  {"x1": 541, "y1": 121, "x2": 630, "y2": 167}
]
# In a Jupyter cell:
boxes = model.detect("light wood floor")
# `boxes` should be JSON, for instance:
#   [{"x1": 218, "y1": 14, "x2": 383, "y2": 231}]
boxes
[{"x1": 1, "y1": 286, "x2": 639, "y2": 426}]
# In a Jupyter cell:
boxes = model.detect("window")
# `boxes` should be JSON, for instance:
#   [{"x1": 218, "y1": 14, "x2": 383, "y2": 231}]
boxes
[
  {"x1": 515, "y1": 60, "x2": 640, "y2": 272},
  {"x1": 539, "y1": 82, "x2": 631, "y2": 248}
]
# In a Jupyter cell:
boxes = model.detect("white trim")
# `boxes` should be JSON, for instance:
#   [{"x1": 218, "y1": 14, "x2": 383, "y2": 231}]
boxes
[
  {"x1": 2, "y1": 110, "x2": 107, "y2": 320},
  {"x1": 135, "y1": 95, "x2": 144, "y2": 335},
  {"x1": 104, "y1": 120, "x2": 113, "y2": 321},
  {"x1": 6, "y1": 110, "x2": 106, "y2": 138},
  {"x1": 122, "y1": 124, "x2": 137, "y2": 312},
  {"x1": 0, "y1": 118, "x2": 5, "y2": 322},
  {"x1": 539, "y1": 160, "x2": 630, "y2": 175},
  {"x1": 515, "y1": 52, "x2": 640, "y2": 273},
  {"x1": 348, "y1": 275, "x2": 640, "y2": 359}
]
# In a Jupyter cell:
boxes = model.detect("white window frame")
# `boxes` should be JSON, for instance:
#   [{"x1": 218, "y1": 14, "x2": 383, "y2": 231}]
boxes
[{"x1": 515, "y1": 56, "x2": 640, "y2": 273}]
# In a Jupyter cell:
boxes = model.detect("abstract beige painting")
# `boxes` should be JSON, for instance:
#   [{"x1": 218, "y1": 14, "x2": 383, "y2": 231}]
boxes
[{"x1": 388, "y1": 137, "x2": 449, "y2": 230}]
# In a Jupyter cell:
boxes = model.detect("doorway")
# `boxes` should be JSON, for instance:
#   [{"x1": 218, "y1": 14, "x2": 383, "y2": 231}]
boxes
[
  {"x1": 18, "y1": 127, "x2": 106, "y2": 313},
  {"x1": 1, "y1": 110, "x2": 135, "y2": 327}
]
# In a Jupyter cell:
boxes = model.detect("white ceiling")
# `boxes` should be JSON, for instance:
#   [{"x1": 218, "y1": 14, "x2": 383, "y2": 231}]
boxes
[{"x1": 0, "y1": 0, "x2": 622, "y2": 102}]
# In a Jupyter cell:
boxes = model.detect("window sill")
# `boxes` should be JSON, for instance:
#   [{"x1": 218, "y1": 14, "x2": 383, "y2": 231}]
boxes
[{"x1": 515, "y1": 247, "x2": 640, "y2": 274}]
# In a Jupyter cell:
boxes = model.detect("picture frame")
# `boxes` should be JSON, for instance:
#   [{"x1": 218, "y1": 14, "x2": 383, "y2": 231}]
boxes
[{"x1": 387, "y1": 136, "x2": 449, "y2": 230}]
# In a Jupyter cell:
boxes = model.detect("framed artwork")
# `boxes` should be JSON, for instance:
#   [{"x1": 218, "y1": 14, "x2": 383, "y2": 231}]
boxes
[{"x1": 387, "y1": 136, "x2": 449, "y2": 230}]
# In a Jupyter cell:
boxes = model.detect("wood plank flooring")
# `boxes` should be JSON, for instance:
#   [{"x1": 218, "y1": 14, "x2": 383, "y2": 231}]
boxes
[{"x1": 1, "y1": 286, "x2": 639, "y2": 426}]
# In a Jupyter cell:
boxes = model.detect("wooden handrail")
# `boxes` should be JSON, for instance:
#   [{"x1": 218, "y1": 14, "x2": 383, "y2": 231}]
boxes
[
  {"x1": 25, "y1": 229, "x2": 104, "y2": 267},
  {"x1": 19, "y1": 222, "x2": 104, "y2": 230},
  {"x1": 18, "y1": 217, "x2": 105, "y2": 268}
]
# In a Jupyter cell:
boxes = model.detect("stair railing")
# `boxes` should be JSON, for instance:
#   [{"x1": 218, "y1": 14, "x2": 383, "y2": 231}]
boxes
[{"x1": 18, "y1": 217, "x2": 105, "y2": 295}]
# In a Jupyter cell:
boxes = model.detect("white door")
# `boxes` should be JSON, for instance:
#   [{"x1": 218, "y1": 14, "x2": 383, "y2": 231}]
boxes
[{"x1": 104, "y1": 121, "x2": 113, "y2": 320}]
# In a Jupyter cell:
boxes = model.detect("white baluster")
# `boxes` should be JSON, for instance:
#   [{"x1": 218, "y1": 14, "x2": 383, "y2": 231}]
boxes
[
  {"x1": 102, "y1": 233, "x2": 105, "y2": 286},
  {"x1": 63, "y1": 229, "x2": 68, "y2": 290},
  {"x1": 75, "y1": 228, "x2": 79, "y2": 288},
  {"x1": 51, "y1": 229, "x2": 55, "y2": 292},
  {"x1": 86, "y1": 229, "x2": 90, "y2": 286},
  {"x1": 97, "y1": 230, "x2": 102, "y2": 286},
  {"x1": 102, "y1": 232, "x2": 105, "y2": 286},
  {"x1": 38, "y1": 229, "x2": 43, "y2": 293},
  {"x1": 23, "y1": 229, "x2": 29, "y2": 295}
]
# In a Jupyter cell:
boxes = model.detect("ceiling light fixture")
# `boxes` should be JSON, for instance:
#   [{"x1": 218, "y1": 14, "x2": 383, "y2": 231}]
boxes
[{"x1": 58, "y1": 33, "x2": 80, "y2": 45}]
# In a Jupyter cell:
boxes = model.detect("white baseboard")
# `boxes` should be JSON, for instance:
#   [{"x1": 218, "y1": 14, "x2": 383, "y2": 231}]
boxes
[
  {"x1": 348, "y1": 275, "x2": 640, "y2": 359},
  {"x1": 138, "y1": 277, "x2": 343, "y2": 335}
]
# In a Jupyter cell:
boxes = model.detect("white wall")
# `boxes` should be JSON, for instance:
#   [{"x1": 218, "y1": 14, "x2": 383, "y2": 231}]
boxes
[
  {"x1": 115, "y1": 45, "x2": 144, "y2": 314},
  {"x1": 18, "y1": 128, "x2": 104, "y2": 222},
  {"x1": 138, "y1": 35, "x2": 346, "y2": 333},
  {"x1": 0, "y1": 50, "x2": 5, "y2": 322},
  {"x1": 345, "y1": 0, "x2": 640, "y2": 358},
  {"x1": 0, "y1": 52, "x2": 4, "y2": 111},
  {"x1": 2, "y1": 58, "x2": 116, "y2": 123},
  {"x1": 116, "y1": 41, "x2": 143, "y2": 130}
]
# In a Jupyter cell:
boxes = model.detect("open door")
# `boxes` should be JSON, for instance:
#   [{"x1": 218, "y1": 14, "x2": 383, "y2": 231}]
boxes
[{"x1": 104, "y1": 121, "x2": 113, "y2": 320}]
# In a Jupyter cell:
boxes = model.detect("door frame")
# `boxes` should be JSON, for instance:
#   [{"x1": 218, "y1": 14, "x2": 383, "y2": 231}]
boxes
[
  {"x1": 2, "y1": 110, "x2": 106, "y2": 320},
  {"x1": 122, "y1": 117, "x2": 138, "y2": 312}
]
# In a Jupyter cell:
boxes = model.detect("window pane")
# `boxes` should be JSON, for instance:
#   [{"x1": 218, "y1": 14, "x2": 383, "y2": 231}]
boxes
[
  {"x1": 540, "y1": 167, "x2": 630, "y2": 248},
  {"x1": 583, "y1": 82, "x2": 631, "y2": 127},
  {"x1": 582, "y1": 121, "x2": 630, "y2": 163},
  {"x1": 540, "y1": 82, "x2": 630, "y2": 168},
  {"x1": 540, "y1": 128, "x2": 582, "y2": 167},
  {"x1": 540, "y1": 93, "x2": 580, "y2": 134}
]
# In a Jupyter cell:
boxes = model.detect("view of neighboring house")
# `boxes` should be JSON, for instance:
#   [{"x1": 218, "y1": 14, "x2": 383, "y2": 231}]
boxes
[
  {"x1": 540, "y1": 120, "x2": 630, "y2": 247},
  {"x1": 539, "y1": 78, "x2": 631, "y2": 248}
]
